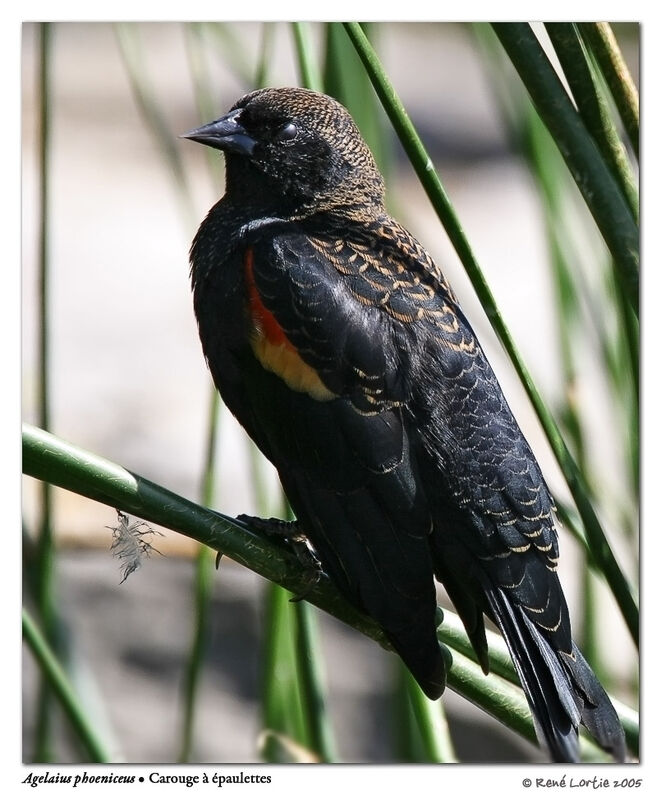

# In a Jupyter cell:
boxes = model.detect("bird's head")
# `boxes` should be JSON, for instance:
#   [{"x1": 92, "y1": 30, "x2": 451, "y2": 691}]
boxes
[{"x1": 182, "y1": 87, "x2": 385, "y2": 216}]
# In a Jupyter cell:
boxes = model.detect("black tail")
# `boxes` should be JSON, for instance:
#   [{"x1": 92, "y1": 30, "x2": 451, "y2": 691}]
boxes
[{"x1": 484, "y1": 585, "x2": 626, "y2": 762}]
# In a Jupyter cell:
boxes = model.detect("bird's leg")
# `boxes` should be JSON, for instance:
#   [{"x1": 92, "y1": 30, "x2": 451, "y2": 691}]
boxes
[{"x1": 237, "y1": 514, "x2": 324, "y2": 601}]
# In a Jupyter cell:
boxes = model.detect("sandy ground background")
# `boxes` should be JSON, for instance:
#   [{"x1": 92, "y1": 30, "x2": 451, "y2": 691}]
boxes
[{"x1": 20, "y1": 22, "x2": 639, "y2": 764}]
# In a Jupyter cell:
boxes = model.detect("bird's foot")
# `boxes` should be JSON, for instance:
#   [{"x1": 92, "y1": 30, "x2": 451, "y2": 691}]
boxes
[{"x1": 237, "y1": 514, "x2": 323, "y2": 601}]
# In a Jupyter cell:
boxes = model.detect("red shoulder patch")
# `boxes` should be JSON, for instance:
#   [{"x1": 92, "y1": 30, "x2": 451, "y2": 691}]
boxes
[
  {"x1": 243, "y1": 247, "x2": 336, "y2": 401},
  {"x1": 244, "y1": 247, "x2": 294, "y2": 350}
]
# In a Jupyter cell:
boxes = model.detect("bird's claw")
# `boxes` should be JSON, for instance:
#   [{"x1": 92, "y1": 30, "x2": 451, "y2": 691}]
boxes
[{"x1": 237, "y1": 513, "x2": 324, "y2": 598}]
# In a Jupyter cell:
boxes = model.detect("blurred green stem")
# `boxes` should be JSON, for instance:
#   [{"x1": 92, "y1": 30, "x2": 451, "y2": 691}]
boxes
[
  {"x1": 34, "y1": 20, "x2": 55, "y2": 763},
  {"x1": 403, "y1": 670, "x2": 457, "y2": 762},
  {"x1": 184, "y1": 23, "x2": 225, "y2": 189},
  {"x1": 178, "y1": 390, "x2": 220, "y2": 763},
  {"x1": 491, "y1": 23, "x2": 638, "y2": 316},
  {"x1": 577, "y1": 23, "x2": 639, "y2": 159},
  {"x1": 261, "y1": 583, "x2": 308, "y2": 761},
  {"x1": 178, "y1": 547, "x2": 214, "y2": 763},
  {"x1": 291, "y1": 22, "x2": 323, "y2": 92},
  {"x1": 544, "y1": 23, "x2": 638, "y2": 221},
  {"x1": 581, "y1": 559, "x2": 600, "y2": 673},
  {"x1": 259, "y1": 491, "x2": 336, "y2": 761},
  {"x1": 23, "y1": 608, "x2": 112, "y2": 763},
  {"x1": 343, "y1": 21, "x2": 638, "y2": 648},
  {"x1": 323, "y1": 23, "x2": 389, "y2": 174},
  {"x1": 292, "y1": 600, "x2": 337, "y2": 761},
  {"x1": 204, "y1": 23, "x2": 255, "y2": 87},
  {"x1": 115, "y1": 23, "x2": 196, "y2": 231},
  {"x1": 255, "y1": 22, "x2": 275, "y2": 88}
]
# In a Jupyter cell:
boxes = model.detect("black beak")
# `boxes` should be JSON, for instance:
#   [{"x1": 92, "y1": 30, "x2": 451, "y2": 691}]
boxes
[{"x1": 180, "y1": 109, "x2": 256, "y2": 156}]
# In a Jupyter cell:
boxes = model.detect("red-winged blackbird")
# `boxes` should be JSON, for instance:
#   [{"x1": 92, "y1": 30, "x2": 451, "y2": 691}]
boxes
[{"x1": 184, "y1": 87, "x2": 626, "y2": 763}]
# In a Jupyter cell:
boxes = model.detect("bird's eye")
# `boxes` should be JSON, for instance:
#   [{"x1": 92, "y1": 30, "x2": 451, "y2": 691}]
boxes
[{"x1": 276, "y1": 122, "x2": 299, "y2": 142}]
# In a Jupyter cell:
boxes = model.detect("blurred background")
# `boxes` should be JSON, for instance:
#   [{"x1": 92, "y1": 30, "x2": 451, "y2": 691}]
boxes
[{"x1": 21, "y1": 22, "x2": 639, "y2": 764}]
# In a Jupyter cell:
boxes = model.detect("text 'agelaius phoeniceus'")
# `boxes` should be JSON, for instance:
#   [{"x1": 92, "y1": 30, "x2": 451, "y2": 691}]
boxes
[{"x1": 183, "y1": 87, "x2": 626, "y2": 763}]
